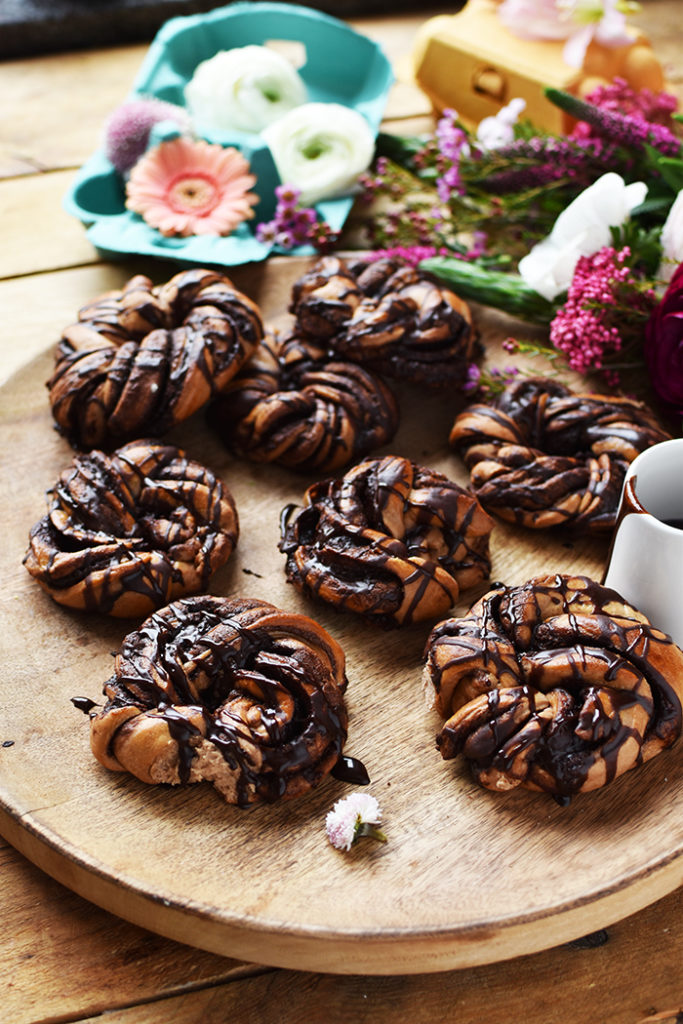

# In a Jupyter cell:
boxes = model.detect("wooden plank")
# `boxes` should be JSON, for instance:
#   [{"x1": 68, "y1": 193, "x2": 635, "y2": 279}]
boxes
[
  {"x1": 0, "y1": 45, "x2": 147, "y2": 178},
  {"x1": 0, "y1": 837, "x2": 265, "y2": 1024},
  {"x1": 1, "y1": 256, "x2": 681, "y2": 979},
  {"x1": 61, "y1": 888, "x2": 683, "y2": 1024},
  {"x1": 0, "y1": 170, "x2": 100, "y2": 280}
]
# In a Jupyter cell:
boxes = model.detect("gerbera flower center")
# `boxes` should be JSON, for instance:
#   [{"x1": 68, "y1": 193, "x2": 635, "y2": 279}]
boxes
[{"x1": 167, "y1": 172, "x2": 220, "y2": 215}]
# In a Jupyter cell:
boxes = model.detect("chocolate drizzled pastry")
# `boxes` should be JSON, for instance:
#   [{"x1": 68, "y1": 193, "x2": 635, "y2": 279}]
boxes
[
  {"x1": 450, "y1": 377, "x2": 670, "y2": 532},
  {"x1": 24, "y1": 440, "x2": 239, "y2": 617},
  {"x1": 289, "y1": 255, "x2": 479, "y2": 388},
  {"x1": 208, "y1": 331, "x2": 399, "y2": 473},
  {"x1": 48, "y1": 269, "x2": 264, "y2": 450},
  {"x1": 423, "y1": 574, "x2": 683, "y2": 800},
  {"x1": 279, "y1": 455, "x2": 494, "y2": 627},
  {"x1": 88, "y1": 595, "x2": 348, "y2": 806}
]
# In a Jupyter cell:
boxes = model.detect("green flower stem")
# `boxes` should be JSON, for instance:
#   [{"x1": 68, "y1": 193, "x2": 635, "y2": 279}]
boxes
[
  {"x1": 356, "y1": 822, "x2": 387, "y2": 844},
  {"x1": 420, "y1": 257, "x2": 557, "y2": 323}
]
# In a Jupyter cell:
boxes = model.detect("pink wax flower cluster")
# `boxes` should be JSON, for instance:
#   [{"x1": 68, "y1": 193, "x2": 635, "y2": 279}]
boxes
[
  {"x1": 644, "y1": 263, "x2": 683, "y2": 413},
  {"x1": 549, "y1": 245, "x2": 657, "y2": 382}
]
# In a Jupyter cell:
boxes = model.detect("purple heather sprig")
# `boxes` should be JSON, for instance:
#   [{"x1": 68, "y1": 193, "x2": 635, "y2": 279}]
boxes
[
  {"x1": 546, "y1": 88, "x2": 682, "y2": 158},
  {"x1": 256, "y1": 184, "x2": 338, "y2": 253},
  {"x1": 574, "y1": 76, "x2": 679, "y2": 135},
  {"x1": 434, "y1": 108, "x2": 470, "y2": 201},
  {"x1": 325, "y1": 793, "x2": 387, "y2": 852},
  {"x1": 463, "y1": 362, "x2": 520, "y2": 397},
  {"x1": 475, "y1": 135, "x2": 623, "y2": 195},
  {"x1": 549, "y1": 245, "x2": 657, "y2": 385}
]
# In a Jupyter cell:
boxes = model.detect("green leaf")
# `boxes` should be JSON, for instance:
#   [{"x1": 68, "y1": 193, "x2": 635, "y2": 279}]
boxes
[
  {"x1": 375, "y1": 131, "x2": 428, "y2": 167},
  {"x1": 644, "y1": 145, "x2": 683, "y2": 193},
  {"x1": 420, "y1": 257, "x2": 557, "y2": 323}
]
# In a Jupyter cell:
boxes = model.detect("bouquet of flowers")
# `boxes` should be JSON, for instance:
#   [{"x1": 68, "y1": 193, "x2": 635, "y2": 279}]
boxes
[{"x1": 355, "y1": 76, "x2": 683, "y2": 417}]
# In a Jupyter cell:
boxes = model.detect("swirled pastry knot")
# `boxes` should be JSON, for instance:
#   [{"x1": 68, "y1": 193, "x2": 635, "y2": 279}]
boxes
[
  {"x1": 88, "y1": 595, "x2": 349, "y2": 806},
  {"x1": 208, "y1": 331, "x2": 399, "y2": 473},
  {"x1": 450, "y1": 377, "x2": 670, "y2": 533},
  {"x1": 290, "y1": 255, "x2": 479, "y2": 388},
  {"x1": 23, "y1": 440, "x2": 239, "y2": 617},
  {"x1": 48, "y1": 268, "x2": 264, "y2": 450},
  {"x1": 279, "y1": 455, "x2": 494, "y2": 627},
  {"x1": 423, "y1": 574, "x2": 683, "y2": 800}
]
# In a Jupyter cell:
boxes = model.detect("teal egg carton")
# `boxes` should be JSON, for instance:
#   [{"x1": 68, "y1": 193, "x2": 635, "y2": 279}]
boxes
[{"x1": 64, "y1": 1, "x2": 394, "y2": 267}]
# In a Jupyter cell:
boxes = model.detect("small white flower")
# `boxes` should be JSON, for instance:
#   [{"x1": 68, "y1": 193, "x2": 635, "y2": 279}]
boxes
[
  {"x1": 185, "y1": 45, "x2": 307, "y2": 136},
  {"x1": 262, "y1": 102, "x2": 375, "y2": 206},
  {"x1": 659, "y1": 189, "x2": 683, "y2": 283},
  {"x1": 518, "y1": 171, "x2": 648, "y2": 300},
  {"x1": 325, "y1": 792, "x2": 386, "y2": 851},
  {"x1": 476, "y1": 98, "x2": 526, "y2": 150}
]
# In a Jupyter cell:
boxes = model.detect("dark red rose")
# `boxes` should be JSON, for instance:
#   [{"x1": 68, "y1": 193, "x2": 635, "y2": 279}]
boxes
[{"x1": 645, "y1": 262, "x2": 683, "y2": 413}]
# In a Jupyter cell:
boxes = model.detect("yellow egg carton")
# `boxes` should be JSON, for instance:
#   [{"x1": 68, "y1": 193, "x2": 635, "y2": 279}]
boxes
[{"x1": 412, "y1": 0, "x2": 665, "y2": 132}]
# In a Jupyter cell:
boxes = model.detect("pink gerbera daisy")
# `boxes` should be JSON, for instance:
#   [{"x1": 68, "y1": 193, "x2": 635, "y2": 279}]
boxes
[{"x1": 125, "y1": 136, "x2": 258, "y2": 237}]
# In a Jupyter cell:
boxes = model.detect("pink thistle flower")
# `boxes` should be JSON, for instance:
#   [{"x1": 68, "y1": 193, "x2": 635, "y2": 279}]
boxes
[
  {"x1": 325, "y1": 793, "x2": 386, "y2": 852},
  {"x1": 103, "y1": 97, "x2": 192, "y2": 174},
  {"x1": 125, "y1": 137, "x2": 258, "y2": 237}
]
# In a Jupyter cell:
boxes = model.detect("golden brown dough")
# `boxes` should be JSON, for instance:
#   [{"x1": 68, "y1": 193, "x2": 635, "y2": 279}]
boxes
[
  {"x1": 48, "y1": 268, "x2": 264, "y2": 450},
  {"x1": 290, "y1": 256, "x2": 479, "y2": 388},
  {"x1": 423, "y1": 573, "x2": 683, "y2": 800},
  {"x1": 23, "y1": 440, "x2": 238, "y2": 617},
  {"x1": 279, "y1": 455, "x2": 494, "y2": 627},
  {"x1": 87, "y1": 595, "x2": 349, "y2": 806},
  {"x1": 208, "y1": 331, "x2": 399, "y2": 473},
  {"x1": 450, "y1": 377, "x2": 670, "y2": 532}
]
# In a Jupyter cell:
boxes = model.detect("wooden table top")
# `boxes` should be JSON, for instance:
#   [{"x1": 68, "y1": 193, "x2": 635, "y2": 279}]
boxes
[{"x1": 2, "y1": 5, "x2": 682, "y2": 1022}]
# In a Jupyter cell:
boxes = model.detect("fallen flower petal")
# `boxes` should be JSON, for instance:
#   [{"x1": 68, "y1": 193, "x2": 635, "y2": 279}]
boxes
[{"x1": 325, "y1": 792, "x2": 387, "y2": 852}]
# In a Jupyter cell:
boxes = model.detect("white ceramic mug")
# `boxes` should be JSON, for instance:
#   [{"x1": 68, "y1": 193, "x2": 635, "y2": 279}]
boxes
[{"x1": 604, "y1": 438, "x2": 683, "y2": 649}]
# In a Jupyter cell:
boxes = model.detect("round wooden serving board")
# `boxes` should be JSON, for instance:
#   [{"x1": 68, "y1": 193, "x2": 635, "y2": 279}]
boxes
[{"x1": 0, "y1": 257, "x2": 681, "y2": 975}]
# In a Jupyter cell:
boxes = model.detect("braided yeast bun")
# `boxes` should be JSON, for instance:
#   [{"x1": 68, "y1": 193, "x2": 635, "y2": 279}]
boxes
[
  {"x1": 423, "y1": 574, "x2": 683, "y2": 800},
  {"x1": 450, "y1": 377, "x2": 670, "y2": 532},
  {"x1": 208, "y1": 332, "x2": 399, "y2": 473},
  {"x1": 290, "y1": 255, "x2": 478, "y2": 388},
  {"x1": 24, "y1": 441, "x2": 238, "y2": 617},
  {"x1": 89, "y1": 595, "x2": 348, "y2": 805},
  {"x1": 49, "y1": 268, "x2": 264, "y2": 450},
  {"x1": 279, "y1": 455, "x2": 494, "y2": 627}
]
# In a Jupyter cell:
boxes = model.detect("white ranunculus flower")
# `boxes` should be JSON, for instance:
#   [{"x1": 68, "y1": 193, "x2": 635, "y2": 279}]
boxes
[
  {"x1": 659, "y1": 189, "x2": 683, "y2": 283},
  {"x1": 518, "y1": 172, "x2": 648, "y2": 301},
  {"x1": 262, "y1": 102, "x2": 375, "y2": 205},
  {"x1": 185, "y1": 45, "x2": 307, "y2": 135}
]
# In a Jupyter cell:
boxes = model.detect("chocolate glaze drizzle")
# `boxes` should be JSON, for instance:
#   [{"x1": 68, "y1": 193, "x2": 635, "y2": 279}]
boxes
[
  {"x1": 88, "y1": 594, "x2": 349, "y2": 807},
  {"x1": 208, "y1": 330, "x2": 399, "y2": 474},
  {"x1": 48, "y1": 268, "x2": 264, "y2": 452},
  {"x1": 279, "y1": 455, "x2": 494, "y2": 627},
  {"x1": 23, "y1": 440, "x2": 239, "y2": 617},
  {"x1": 288, "y1": 255, "x2": 480, "y2": 389},
  {"x1": 424, "y1": 573, "x2": 683, "y2": 800},
  {"x1": 450, "y1": 378, "x2": 670, "y2": 534}
]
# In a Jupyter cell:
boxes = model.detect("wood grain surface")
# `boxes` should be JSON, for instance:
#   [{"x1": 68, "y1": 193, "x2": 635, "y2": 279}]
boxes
[
  {"x1": 1, "y1": 256, "x2": 681, "y2": 977},
  {"x1": 2, "y1": 5, "x2": 683, "y2": 1019}
]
